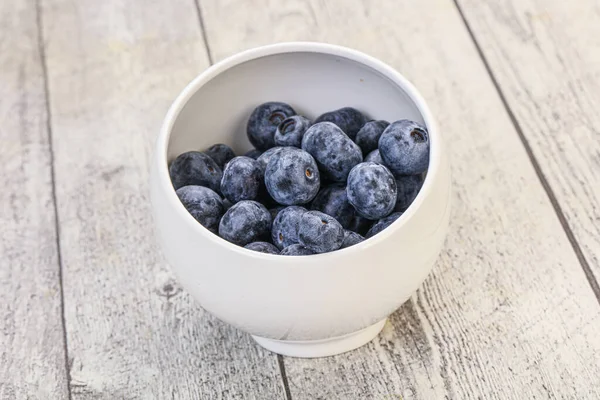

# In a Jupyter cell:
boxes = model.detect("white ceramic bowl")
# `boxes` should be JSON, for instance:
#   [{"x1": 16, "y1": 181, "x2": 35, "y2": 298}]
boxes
[{"x1": 150, "y1": 42, "x2": 451, "y2": 358}]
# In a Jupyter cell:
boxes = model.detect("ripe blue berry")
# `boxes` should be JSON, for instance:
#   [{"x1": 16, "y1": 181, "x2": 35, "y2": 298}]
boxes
[
  {"x1": 347, "y1": 215, "x2": 374, "y2": 236},
  {"x1": 341, "y1": 230, "x2": 364, "y2": 248},
  {"x1": 269, "y1": 206, "x2": 285, "y2": 222},
  {"x1": 247, "y1": 102, "x2": 296, "y2": 150},
  {"x1": 302, "y1": 122, "x2": 362, "y2": 182},
  {"x1": 271, "y1": 206, "x2": 307, "y2": 249},
  {"x1": 314, "y1": 107, "x2": 366, "y2": 141},
  {"x1": 310, "y1": 184, "x2": 355, "y2": 229},
  {"x1": 355, "y1": 120, "x2": 389, "y2": 155},
  {"x1": 244, "y1": 242, "x2": 280, "y2": 254},
  {"x1": 169, "y1": 151, "x2": 222, "y2": 192},
  {"x1": 175, "y1": 185, "x2": 224, "y2": 233},
  {"x1": 275, "y1": 115, "x2": 311, "y2": 147},
  {"x1": 244, "y1": 148, "x2": 262, "y2": 160},
  {"x1": 204, "y1": 143, "x2": 235, "y2": 168},
  {"x1": 265, "y1": 148, "x2": 320, "y2": 205},
  {"x1": 280, "y1": 244, "x2": 315, "y2": 256},
  {"x1": 347, "y1": 162, "x2": 397, "y2": 220},
  {"x1": 366, "y1": 212, "x2": 403, "y2": 238},
  {"x1": 379, "y1": 120, "x2": 430, "y2": 175},
  {"x1": 365, "y1": 149, "x2": 384, "y2": 165},
  {"x1": 395, "y1": 174, "x2": 424, "y2": 212},
  {"x1": 298, "y1": 211, "x2": 344, "y2": 253},
  {"x1": 218, "y1": 200, "x2": 271, "y2": 246},
  {"x1": 220, "y1": 156, "x2": 264, "y2": 203}
]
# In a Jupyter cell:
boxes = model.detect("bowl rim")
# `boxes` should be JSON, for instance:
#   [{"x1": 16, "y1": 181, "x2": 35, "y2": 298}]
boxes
[{"x1": 155, "y1": 41, "x2": 441, "y2": 260}]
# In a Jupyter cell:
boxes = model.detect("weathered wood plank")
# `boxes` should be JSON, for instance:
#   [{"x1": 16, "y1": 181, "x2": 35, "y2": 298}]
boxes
[
  {"x1": 40, "y1": 0, "x2": 286, "y2": 398},
  {"x1": 199, "y1": 0, "x2": 600, "y2": 398},
  {"x1": 456, "y1": 0, "x2": 600, "y2": 284},
  {"x1": 0, "y1": 0, "x2": 69, "y2": 399}
]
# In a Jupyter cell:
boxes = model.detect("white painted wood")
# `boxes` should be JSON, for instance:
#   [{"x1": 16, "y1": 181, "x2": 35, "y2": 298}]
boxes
[
  {"x1": 199, "y1": 0, "x2": 600, "y2": 398},
  {"x1": 39, "y1": 0, "x2": 286, "y2": 398},
  {"x1": 0, "y1": 0, "x2": 69, "y2": 399},
  {"x1": 456, "y1": 0, "x2": 600, "y2": 282}
]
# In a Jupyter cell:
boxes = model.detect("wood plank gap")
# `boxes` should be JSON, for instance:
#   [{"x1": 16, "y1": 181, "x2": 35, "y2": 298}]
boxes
[
  {"x1": 453, "y1": 0, "x2": 600, "y2": 306},
  {"x1": 277, "y1": 355, "x2": 293, "y2": 400},
  {"x1": 34, "y1": 0, "x2": 73, "y2": 398},
  {"x1": 193, "y1": 0, "x2": 214, "y2": 65}
]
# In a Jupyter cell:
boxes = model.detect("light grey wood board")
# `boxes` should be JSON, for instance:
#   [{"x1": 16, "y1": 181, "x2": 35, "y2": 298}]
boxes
[
  {"x1": 199, "y1": 0, "x2": 600, "y2": 398},
  {"x1": 39, "y1": 0, "x2": 285, "y2": 398},
  {"x1": 0, "y1": 0, "x2": 69, "y2": 399},
  {"x1": 456, "y1": 0, "x2": 600, "y2": 285}
]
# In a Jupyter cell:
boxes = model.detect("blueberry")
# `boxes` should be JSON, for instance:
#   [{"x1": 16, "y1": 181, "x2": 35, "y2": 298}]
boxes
[
  {"x1": 366, "y1": 212, "x2": 403, "y2": 238},
  {"x1": 347, "y1": 215, "x2": 374, "y2": 236},
  {"x1": 245, "y1": 241, "x2": 280, "y2": 254},
  {"x1": 175, "y1": 185, "x2": 224, "y2": 233},
  {"x1": 355, "y1": 120, "x2": 389, "y2": 155},
  {"x1": 244, "y1": 148, "x2": 263, "y2": 159},
  {"x1": 220, "y1": 156, "x2": 264, "y2": 203},
  {"x1": 257, "y1": 146, "x2": 284, "y2": 169},
  {"x1": 223, "y1": 198, "x2": 234, "y2": 210},
  {"x1": 265, "y1": 147, "x2": 320, "y2": 205},
  {"x1": 395, "y1": 174, "x2": 424, "y2": 212},
  {"x1": 204, "y1": 143, "x2": 235, "y2": 168},
  {"x1": 314, "y1": 107, "x2": 366, "y2": 141},
  {"x1": 379, "y1": 120, "x2": 430, "y2": 175},
  {"x1": 247, "y1": 102, "x2": 296, "y2": 150},
  {"x1": 269, "y1": 206, "x2": 285, "y2": 222},
  {"x1": 169, "y1": 151, "x2": 222, "y2": 192},
  {"x1": 271, "y1": 206, "x2": 307, "y2": 249},
  {"x1": 302, "y1": 122, "x2": 362, "y2": 182},
  {"x1": 310, "y1": 184, "x2": 355, "y2": 229},
  {"x1": 280, "y1": 244, "x2": 315, "y2": 256},
  {"x1": 298, "y1": 211, "x2": 344, "y2": 254},
  {"x1": 341, "y1": 230, "x2": 364, "y2": 248},
  {"x1": 347, "y1": 162, "x2": 397, "y2": 220},
  {"x1": 274, "y1": 115, "x2": 311, "y2": 147},
  {"x1": 218, "y1": 200, "x2": 271, "y2": 246},
  {"x1": 365, "y1": 149, "x2": 384, "y2": 164}
]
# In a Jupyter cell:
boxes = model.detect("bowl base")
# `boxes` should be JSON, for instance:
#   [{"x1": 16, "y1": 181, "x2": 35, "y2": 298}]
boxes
[{"x1": 251, "y1": 318, "x2": 387, "y2": 358}]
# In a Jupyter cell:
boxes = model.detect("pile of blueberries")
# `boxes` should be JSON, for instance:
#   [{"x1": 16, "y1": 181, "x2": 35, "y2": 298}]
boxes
[{"x1": 169, "y1": 102, "x2": 429, "y2": 256}]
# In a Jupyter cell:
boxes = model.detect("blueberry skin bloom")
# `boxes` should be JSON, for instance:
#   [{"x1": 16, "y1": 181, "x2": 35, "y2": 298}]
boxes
[
  {"x1": 203, "y1": 143, "x2": 235, "y2": 168},
  {"x1": 169, "y1": 151, "x2": 222, "y2": 192},
  {"x1": 257, "y1": 146, "x2": 284, "y2": 169},
  {"x1": 355, "y1": 120, "x2": 389, "y2": 155},
  {"x1": 247, "y1": 102, "x2": 296, "y2": 150},
  {"x1": 347, "y1": 162, "x2": 397, "y2": 220},
  {"x1": 220, "y1": 156, "x2": 264, "y2": 203},
  {"x1": 265, "y1": 148, "x2": 320, "y2": 205},
  {"x1": 274, "y1": 115, "x2": 312, "y2": 147},
  {"x1": 298, "y1": 211, "x2": 345, "y2": 254},
  {"x1": 310, "y1": 184, "x2": 355, "y2": 229},
  {"x1": 280, "y1": 244, "x2": 315, "y2": 256},
  {"x1": 366, "y1": 212, "x2": 403, "y2": 238},
  {"x1": 244, "y1": 242, "x2": 280, "y2": 254},
  {"x1": 218, "y1": 200, "x2": 271, "y2": 246},
  {"x1": 341, "y1": 230, "x2": 364, "y2": 249},
  {"x1": 395, "y1": 174, "x2": 424, "y2": 212},
  {"x1": 379, "y1": 119, "x2": 430, "y2": 175},
  {"x1": 175, "y1": 185, "x2": 224, "y2": 233},
  {"x1": 302, "y1": 122, "x2": 363, "y2": 182},
  {"x1": 271, "y1": 206, "x2": 307, "y2": 249},
  {"x1": 244, "y1": 148, "x2": 263, "y2": 160},
  {"x1": 314, "y1": 107, "x2": 367, "y2": 141},
  {"x1": 365, "y1": 149, "x2": 384, "y2": 165}
]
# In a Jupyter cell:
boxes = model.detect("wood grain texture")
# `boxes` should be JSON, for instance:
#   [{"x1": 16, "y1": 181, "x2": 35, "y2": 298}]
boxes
[
  {"x1": 39, "y1": 0, "x2": 285, "y2": 398},
  {"x1": 0, "y1": 0, "x2": 69, "y2": 399},
  {"x1": 456, "y1": 0, "x2": 600, "y2": 284},
  {"x1": 199, "y1": 0, "x2": 600, "y2": 398}
]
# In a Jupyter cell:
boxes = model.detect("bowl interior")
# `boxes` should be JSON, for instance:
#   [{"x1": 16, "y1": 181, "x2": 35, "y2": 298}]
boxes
[{"x1": 166, "y1": 51, "x2": 426, "y2": 160}]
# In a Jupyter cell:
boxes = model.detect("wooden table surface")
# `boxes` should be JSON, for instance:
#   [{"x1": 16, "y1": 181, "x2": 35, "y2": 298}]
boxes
[{"x1": 2, "y1": 0, "x2": 600, "y2": 399}]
